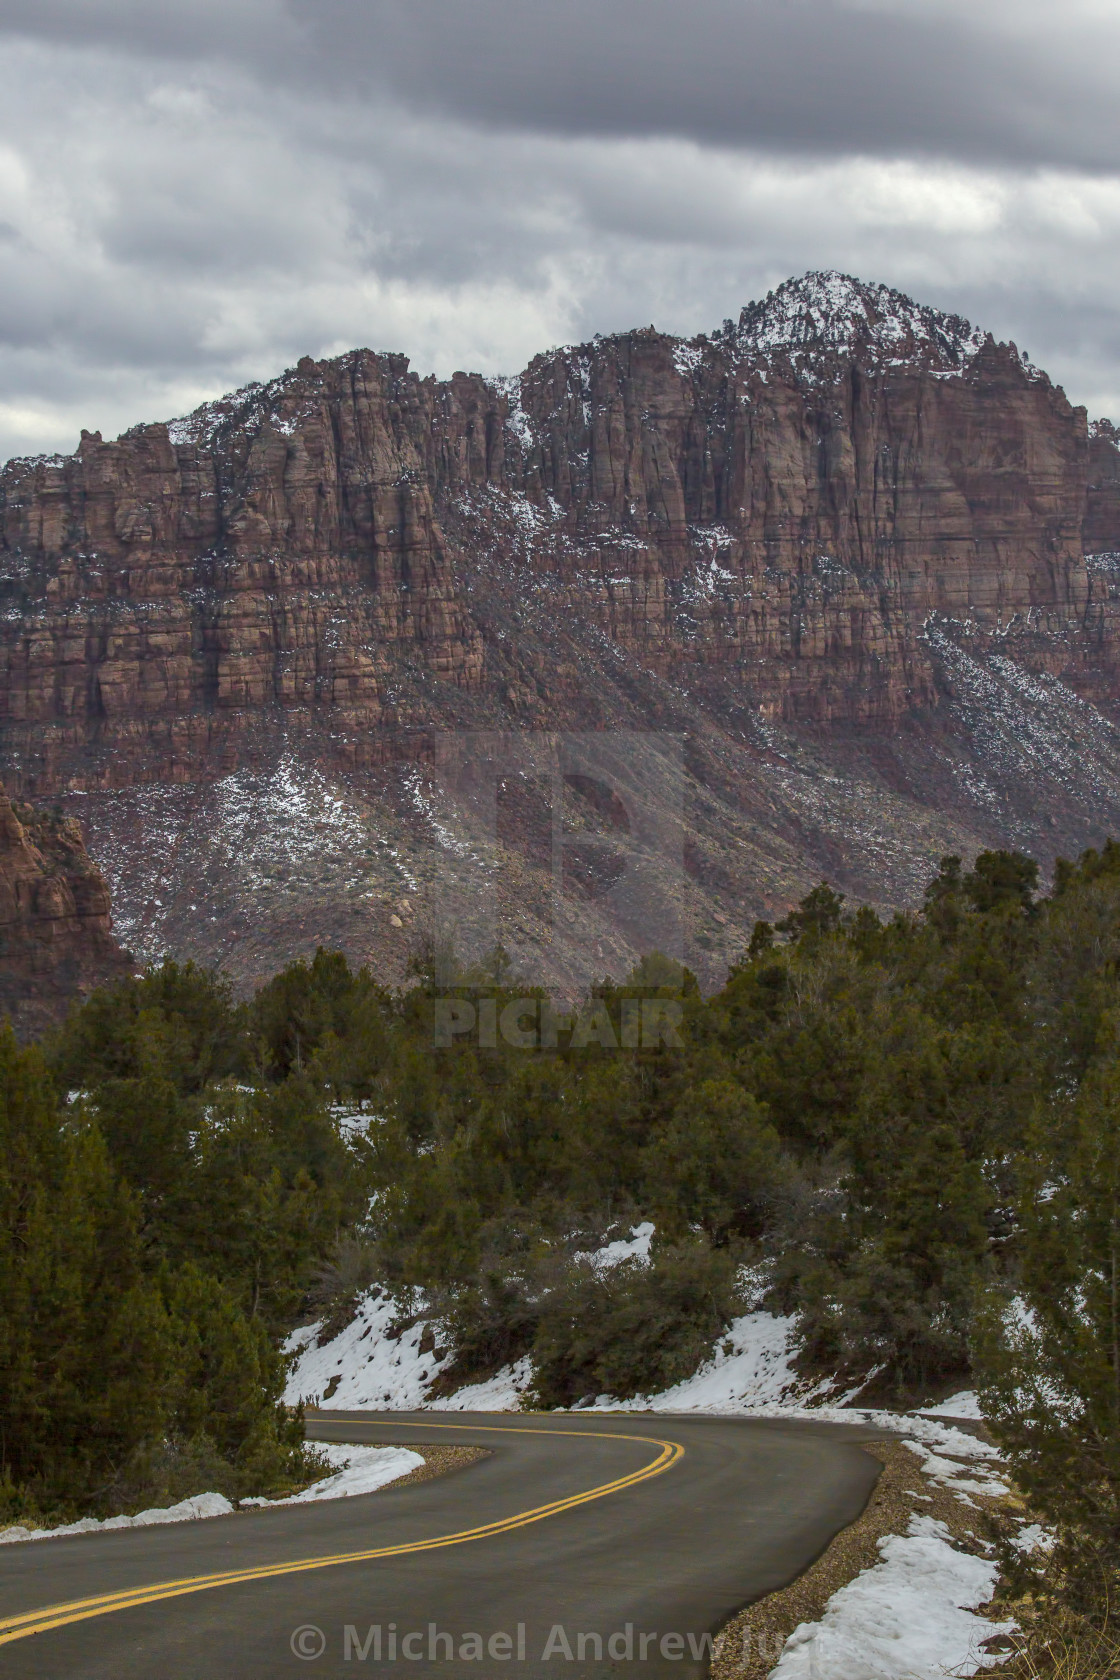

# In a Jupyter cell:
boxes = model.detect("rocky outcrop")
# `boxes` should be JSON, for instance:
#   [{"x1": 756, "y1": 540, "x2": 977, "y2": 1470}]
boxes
[
  {"x1": 0, "y1": 789, "x2": 131, "y2": 1034},
  {"x1": 1087, "y1": 418, "x2": 1120, "y2": 556},
  {"x1": 0, "y1": 271, "x2": 1118, "y2": 990}
]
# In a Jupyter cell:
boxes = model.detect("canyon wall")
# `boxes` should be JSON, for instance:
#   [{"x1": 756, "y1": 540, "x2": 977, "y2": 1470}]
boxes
[
  {"x1": 0, "y1": 787, "x2": 131, "y2": 1033},
  {"x1": 1, "y1": 272, "x2": 1120, "y2": 988},
  {"x1": 0, "y1": 274, "x2": 1117, "y2": 801}
]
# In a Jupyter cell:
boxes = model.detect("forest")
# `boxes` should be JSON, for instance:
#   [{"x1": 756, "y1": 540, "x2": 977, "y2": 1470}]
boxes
[{"x1": 3, "y1": 843, "x2": 1119, "y2": 1648}]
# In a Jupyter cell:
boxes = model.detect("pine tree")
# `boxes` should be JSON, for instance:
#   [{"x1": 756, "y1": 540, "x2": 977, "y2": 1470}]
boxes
[
  {"x1": 977, "y1": 1059, "x2": 1120, "y2": 1609},
  {"x1": 0, "y1": 1026, "x2": 173, "y2": 1506}
]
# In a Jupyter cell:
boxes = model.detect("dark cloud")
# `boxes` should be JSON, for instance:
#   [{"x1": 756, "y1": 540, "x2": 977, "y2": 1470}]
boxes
[
  {"x1": 1, "y1": 0, "x2": 1118, "y2": 171},
  {"x1": 300, "y1": 0, "x2": 1120, "y2": 173}
]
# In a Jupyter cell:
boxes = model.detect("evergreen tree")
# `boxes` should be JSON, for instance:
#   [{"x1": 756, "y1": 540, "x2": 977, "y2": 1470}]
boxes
[
  {"x1": 977, "y1": 1059, "x2": 1120, "y2": 1610},
  {"x1": 0, "y1": 1027, "x2": 173, "y2": 1505}
]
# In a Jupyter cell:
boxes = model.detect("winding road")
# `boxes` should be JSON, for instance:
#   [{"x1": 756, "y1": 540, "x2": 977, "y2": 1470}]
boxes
[{"x1": 0, "y1": 1412, "x2": 886, "y2": 1678}]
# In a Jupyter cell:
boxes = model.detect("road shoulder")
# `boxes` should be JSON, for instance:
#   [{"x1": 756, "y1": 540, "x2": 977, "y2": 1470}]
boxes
[{"x1": 710, "y1": 1438, "x2": 1013, "y2": 1679}]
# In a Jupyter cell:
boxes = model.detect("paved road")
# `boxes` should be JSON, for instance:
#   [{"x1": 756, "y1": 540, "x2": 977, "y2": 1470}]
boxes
[{"x1": 0, "y1": 1412, "x2": 887, "y2": 1679}]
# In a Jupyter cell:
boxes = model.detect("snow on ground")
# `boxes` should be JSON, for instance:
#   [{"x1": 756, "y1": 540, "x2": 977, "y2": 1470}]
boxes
[
  {"x1": 768, "y1": 1512, "x2": 1015, "y2": 1680},
  {"x1": 580, "y1": 1221, "x2": 654, "y2": 1273},
  {"x1": 242, "y1": 1444, "x2": 423, "y2": 1506},
  {"x1": 903, "y1": 1441, "x2": 1009, "y2": 1501},
  {"x1": 0, "y1": 1492, "x2": 236, "y2": 1545},
  {"x1": 920, "y1": 1388, "x2": 983, "y2": 1419},
  {"x1": 284, "y1": 1287, "x2": 454, "y2": 1410},
  {"x1": 0, "y1": 1446, "x2": 424, "y2": 1544}
]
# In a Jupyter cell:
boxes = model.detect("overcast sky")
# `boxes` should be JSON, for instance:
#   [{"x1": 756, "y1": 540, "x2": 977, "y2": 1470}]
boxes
[{"x1": 0, "y1": 0, "x2": 1117, "y2": 462}]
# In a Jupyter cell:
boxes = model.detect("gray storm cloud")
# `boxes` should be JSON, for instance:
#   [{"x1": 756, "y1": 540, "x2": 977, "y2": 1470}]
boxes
[
  {"x1": 0, "y1": 0, "x2": 1115, "y2": 461},
  {"x1": 2, "y1": 0, "x2": 1118, "y2": 169}
]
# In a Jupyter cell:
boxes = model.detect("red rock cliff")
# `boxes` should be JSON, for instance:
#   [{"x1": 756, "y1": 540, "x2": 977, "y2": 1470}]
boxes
[
  {"x1": 0, "y1": 272, "x2": 1119, "y2": 991},
  {"x1": 0, "y1": 789, "x2": 131, "y2": 1034},
  {"x1": 0, "y1": 272, "x2": 1116, "y2": 799}
]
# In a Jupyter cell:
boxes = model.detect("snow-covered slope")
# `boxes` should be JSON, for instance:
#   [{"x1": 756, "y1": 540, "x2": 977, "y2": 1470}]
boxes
[
  {"x1": 283, "y1": 1301, "x2": 814, "y2": 1415},
  {"x1": 285, "y1": 1287, "x2": 456, "y2": 1411},
  {"x1": 284, "y1": 1223, "x2": 660, "y2": 1411}
]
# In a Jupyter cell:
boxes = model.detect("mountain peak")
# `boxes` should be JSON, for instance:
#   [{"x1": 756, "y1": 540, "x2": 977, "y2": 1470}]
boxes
[{"x1": 731, "y1": 270, "x2": 995, "y2": 382}]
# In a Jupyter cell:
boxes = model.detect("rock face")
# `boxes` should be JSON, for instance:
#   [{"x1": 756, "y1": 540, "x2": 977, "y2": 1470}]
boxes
[
  {"x1": 0, "y1": 271, "x2": 1119, "y2": 990},
  {"x1": 0, "y1": 787, "x2": 131, "y2": 1035}
]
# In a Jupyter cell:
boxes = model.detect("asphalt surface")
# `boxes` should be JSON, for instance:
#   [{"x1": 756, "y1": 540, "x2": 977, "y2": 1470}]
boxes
[{"x1": 0, "y1": 1411, "x2": 888, "y2": 1679}]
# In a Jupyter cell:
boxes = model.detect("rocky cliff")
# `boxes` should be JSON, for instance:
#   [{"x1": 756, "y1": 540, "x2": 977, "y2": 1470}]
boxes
[
  {"x1": 1, "y1": 272, "x2": 1119, "y2": 990},
  {"x1": 0, "y1": 787, "x2": 131, "y2": 1035}
]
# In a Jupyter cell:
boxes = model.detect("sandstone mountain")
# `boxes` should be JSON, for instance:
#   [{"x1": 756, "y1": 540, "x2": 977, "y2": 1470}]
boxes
[
  {"x1": 0, "y1": 786, "x2": 131, "y2": 1034},
  {"x1": 1, "y1": 271, "x2": 1119, "y2": 992}
]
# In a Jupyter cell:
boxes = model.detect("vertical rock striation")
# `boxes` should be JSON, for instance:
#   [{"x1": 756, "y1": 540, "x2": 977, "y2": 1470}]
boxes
[{"x1": 0, "y1": 787, "x2": 131, "y2": 1033}]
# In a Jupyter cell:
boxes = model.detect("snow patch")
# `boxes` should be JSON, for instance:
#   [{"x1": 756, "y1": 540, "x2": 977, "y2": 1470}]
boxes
[
  {"x1": 672, "y1": 341, "x2": 704, "y2": 377},
  {"x1": 579, "y1": 1221, "x2": 654, "y2": 1273},
  {"x1": 0, "y1": 1491, "x2": 235, "y2": 1544},
  {"x1": 242, "y1": 1444, "x2": 423, "y2": 1506},
  {"x1": 920, "y1": 1389, "x2": 983, "y2": 1419},
  {"x1": 427, "y1": 1357, "x2": 535, "y2": 1412},
  {"x1": 768, "y1": 1511, "x2": 1014, "y2": 1679},
  {"x1": 903, "y1": 1441, "x2": 1009, "y2": 1500}
]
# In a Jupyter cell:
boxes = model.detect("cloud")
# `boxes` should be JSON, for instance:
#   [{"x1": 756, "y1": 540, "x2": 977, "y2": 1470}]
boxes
[
  {"x1": 3, "y1": 0, "x2": 1119, "y2": 171},
  {"x1": 0, "y1": 8, "x2": 1116, "y2": 462}
]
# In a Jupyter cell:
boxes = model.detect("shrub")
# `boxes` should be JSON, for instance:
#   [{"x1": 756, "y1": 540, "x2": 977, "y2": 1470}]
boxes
[{"x1": 531, "y1": 1243, "x2": 740, "y2": 1408}]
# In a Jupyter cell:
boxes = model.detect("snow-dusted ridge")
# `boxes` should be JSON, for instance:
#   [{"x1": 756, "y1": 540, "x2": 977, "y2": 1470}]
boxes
[
  {"x1": 727, "y1": 269, "x2": 1037, "y2": 387},
  {"x1": 16, "y1": 271, "x2": 1077, "y2": 478}
]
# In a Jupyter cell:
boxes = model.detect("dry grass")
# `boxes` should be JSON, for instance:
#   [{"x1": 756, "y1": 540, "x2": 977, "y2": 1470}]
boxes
[
  {"x1": 966, "y1": 1589, "x2": 1120, "y2": 1680},
  {"x1": 711, "y1": 1439, "x2": 1014, "y2": 1680},
  {"x1": 977, "y1": 1619, "x2": 1120, "y2": 1679}
]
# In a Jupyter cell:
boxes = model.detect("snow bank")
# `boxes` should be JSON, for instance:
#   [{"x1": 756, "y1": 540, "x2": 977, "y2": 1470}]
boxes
[
  {"x1": 0, "y1": 1491, "x2": 235, "y2": 1544},
  {"x1": 769, "y1": 1512, "x2": 1013, "y2": 1679},
  {"x1": 919, "y1": 1388, "x2": 983, "y2": 1419},
  {"x1": 242, "y1": 1444, "x2": 423, "y2": 1506},
  {"x1": 0, "y1": 1446, "x2": 424, "y2": 1545}
]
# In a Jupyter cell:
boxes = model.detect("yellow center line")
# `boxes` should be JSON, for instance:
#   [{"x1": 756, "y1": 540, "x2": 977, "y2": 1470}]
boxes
[{"x1": 0, "y1": 1422, "x2": 684, "y2": 1647}]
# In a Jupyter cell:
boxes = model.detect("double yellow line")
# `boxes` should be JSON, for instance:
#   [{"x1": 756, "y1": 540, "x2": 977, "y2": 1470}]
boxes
[{"x1": 0, "y1": 1423, "x2": 684, "y2": 1648}]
